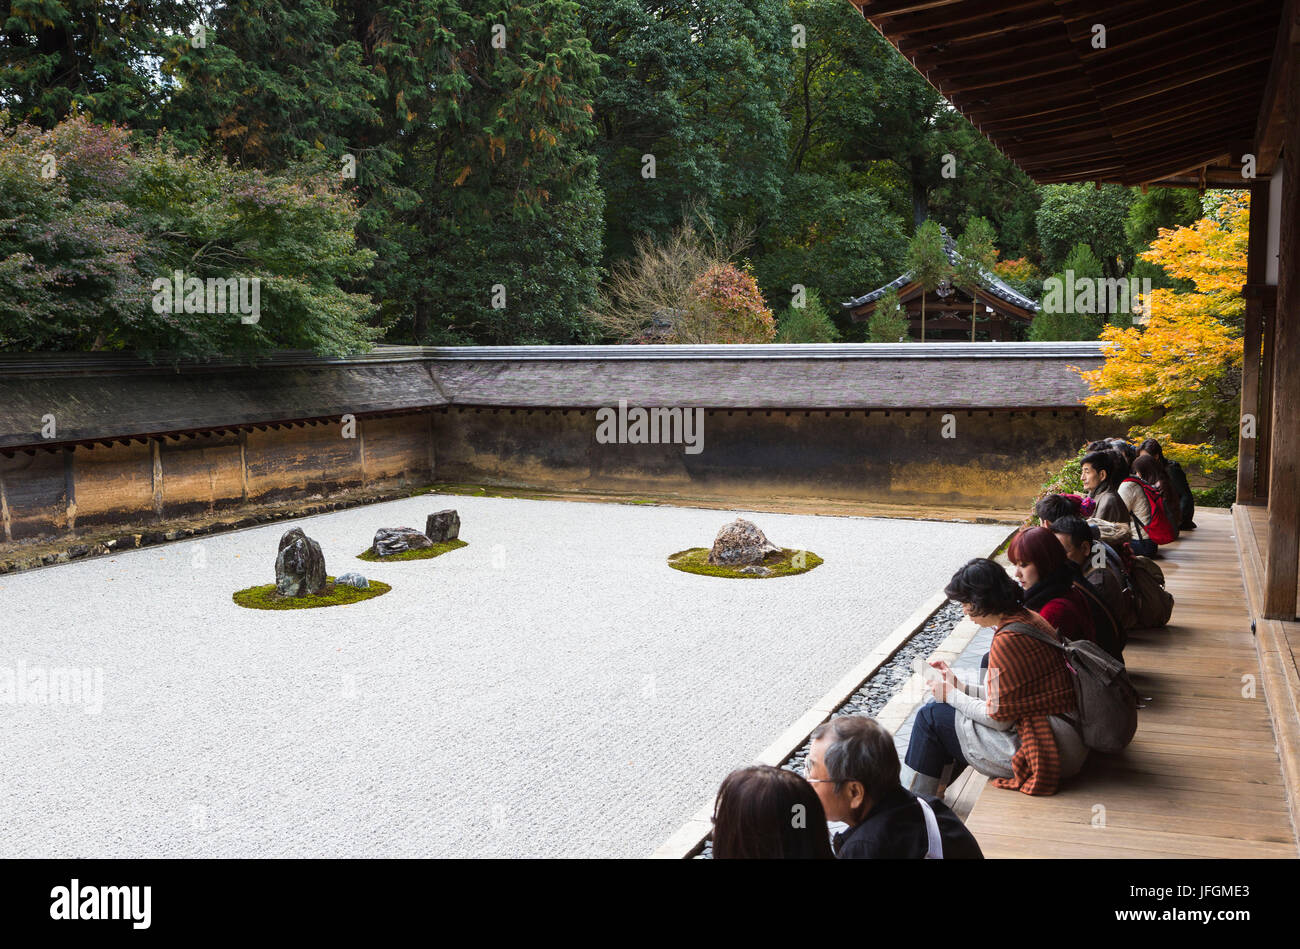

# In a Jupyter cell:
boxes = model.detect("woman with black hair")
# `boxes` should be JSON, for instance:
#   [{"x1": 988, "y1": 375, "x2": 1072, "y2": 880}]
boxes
[
  {"x1": 1140, "y1": 438, "x2": 1196, "y2": 531},
  {"x1": 900, "y1": 558, "x2": 1088, "y2": 797},
  {"x1": 711, "y1": 765, "x2": 835, "y2": 859}
]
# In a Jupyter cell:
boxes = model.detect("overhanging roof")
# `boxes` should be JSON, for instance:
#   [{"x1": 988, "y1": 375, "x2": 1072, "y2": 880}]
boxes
[{"x1": 852, "y1": 0, "x2": 1285, "y2": 186}]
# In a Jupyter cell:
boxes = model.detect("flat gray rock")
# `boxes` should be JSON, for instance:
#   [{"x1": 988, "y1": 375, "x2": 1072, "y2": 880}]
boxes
[{"x1": 372, "y1": 527, "x2": 433, "y2": 557}]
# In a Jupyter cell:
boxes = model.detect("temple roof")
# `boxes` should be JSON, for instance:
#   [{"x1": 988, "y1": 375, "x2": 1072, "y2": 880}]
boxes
[{"x1": 843, "y1": 228, "x2": 1040, "y2": 314}]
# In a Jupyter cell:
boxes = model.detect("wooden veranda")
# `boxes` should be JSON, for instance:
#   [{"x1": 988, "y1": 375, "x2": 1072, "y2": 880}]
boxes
[
  {"x1": 957, "y1": 512, "x2": 1298, "y2": 858},
  {"x1": 854, "y1": 0, "x2": 1300, "y2": 853}
]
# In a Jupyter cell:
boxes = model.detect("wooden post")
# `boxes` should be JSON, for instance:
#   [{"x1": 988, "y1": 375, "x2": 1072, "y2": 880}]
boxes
[
  {"x1": 1239, "y1": 179, "x2": 1272, "y2": 503},
  {"x1": 0, "y1": 473, "x2": 10, "y2": 542},
  {"x1": 359, "y1": 417, "x2": 369, "y2": 488},
  {"x1": 1264, "y1": 32, "x2": 1300, "y2": 620},
  {"x1": 151, "y1": 438, "x2": 164, "y2": 520},
  {"x1": 1260, "y1": 288, "x2": 1277, "y2": 499},
  {"x1": 63, "y1": 447, "x2": 76, "y2": 533}
]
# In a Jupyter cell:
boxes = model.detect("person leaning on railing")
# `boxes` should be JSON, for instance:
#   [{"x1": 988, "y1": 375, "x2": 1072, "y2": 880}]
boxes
[{"x1": 901, "y1": 558, "x2": 1088, "y2": 797}]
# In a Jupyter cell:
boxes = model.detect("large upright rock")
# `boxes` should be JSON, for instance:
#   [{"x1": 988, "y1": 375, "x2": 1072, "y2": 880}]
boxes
[
  {"x1": 276, "y1": 528, "x2": 326, "y2": 597},
  {"x1": 373, "y1": 527, "x2": 433, "y2": 557},
  {"x1": 707, "y1": 518, "x2": 780, "y2": 566},
  {"x1": 425, "y1": 509, "x2": 461, "y2": 543}
]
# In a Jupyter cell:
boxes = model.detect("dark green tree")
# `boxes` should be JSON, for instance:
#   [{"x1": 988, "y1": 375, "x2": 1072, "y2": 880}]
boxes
[
  {"x1": 1036, "y1": 183, "x2": 1134, "y2": 276},
  {"x1": 954, "y1": 216, "x2": 998, "y2": 340},
  {"x1": 0, "y1": 114, "x2": 378, "y2": 359},
  {"x1": 867, "y1": 287, "x2": 908, "y2": 342},
  {"x1": 0, "y1": 0, "x2": 190, "y2": 128},
  {"x1": 581, "y1": 0, "x2": 792, "y2": 265}
]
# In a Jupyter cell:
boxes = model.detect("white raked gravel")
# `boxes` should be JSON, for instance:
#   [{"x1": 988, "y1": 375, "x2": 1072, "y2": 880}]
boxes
[{"x1": 0, "y1": 494, "x2": 1008, "y2": 858}]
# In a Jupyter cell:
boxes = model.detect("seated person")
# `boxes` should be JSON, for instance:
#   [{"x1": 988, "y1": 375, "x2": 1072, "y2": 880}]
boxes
[
  {"x1": 1009, "y1": 526, "x2": 1096, "y2": 643},
  {"x1": 805, "y1": 715, "x2": 982, "y2": 859},
  {"x1": 1121, "y1": 455, "x2": 1165, "y2": 557},
  {"x1": 1140, "y1": 437, "x2": 1196, "y2": 530},
  {"x1": 903, "y1": 558, "x2": 1087, "y2": 796},
  {"x1": 1034, "y1": 493, "x2": 1081, "y2": 529},
  {"x1": 1038, "y1": 495, "x2": 1129, "y2": 582},
  {"x1": 1050, "y1": 515, "x2": 1128, "y2": 659},
  {"x1": 711, "y1": 765, "x2": 834, "y2": 859},
  {"x1": 1134, "y1": 443, "x2": 1180, "y2": 540},
  {"x1": 1080, "y1": 450, "x2": 1130, "y2": 529}
]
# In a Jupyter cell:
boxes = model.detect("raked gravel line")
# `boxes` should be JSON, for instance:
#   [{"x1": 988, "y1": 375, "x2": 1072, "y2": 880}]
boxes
[{"x1": 0, "y1": 493, "x2": 1008, "y2": 858}]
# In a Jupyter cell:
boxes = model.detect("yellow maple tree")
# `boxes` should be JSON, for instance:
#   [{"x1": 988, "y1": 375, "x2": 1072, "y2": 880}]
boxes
[{"x1": 1073, "y1": 192, "x2": 1248, "y2": 474}]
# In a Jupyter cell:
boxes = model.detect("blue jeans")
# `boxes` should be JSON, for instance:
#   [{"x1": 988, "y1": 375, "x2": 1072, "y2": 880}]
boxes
[
  {"x1": 1129, "y1": 538, "x2": 1158, "y2": 557},
  {"x1": 905, "y1": 701, "x2": 969, "y2": 779}
]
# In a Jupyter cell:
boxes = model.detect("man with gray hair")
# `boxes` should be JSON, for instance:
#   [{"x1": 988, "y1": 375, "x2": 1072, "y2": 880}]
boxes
[{"x1": 805, "y1": 715, "x2": 983, "y2": 859}]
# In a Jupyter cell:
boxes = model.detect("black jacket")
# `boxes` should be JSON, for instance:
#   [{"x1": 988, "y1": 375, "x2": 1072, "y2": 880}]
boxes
[
  {"x1": 1067, "y1": 560, "x2": 1124, "y2": 659},
  {"x1": 1166, "y1": 459, "x2": 1196, "y2": 528},
  {"x1": 833, "y1": 787, "x2": 984, "y2": 859}
]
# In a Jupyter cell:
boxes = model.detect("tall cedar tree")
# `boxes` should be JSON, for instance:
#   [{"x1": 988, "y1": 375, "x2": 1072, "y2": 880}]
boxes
[
  {"x1": 905, "y1": 219, "x2": 950, "y2": 343},
  {"x1": 163, "y1": 0, "x2": 604, "y2": 345},
  {"x1": 953, "y1": 216, "x2": 997, "y2": 340},
  {"x1": 581, "y1": 0, "x2": 791, "y2": 266}
]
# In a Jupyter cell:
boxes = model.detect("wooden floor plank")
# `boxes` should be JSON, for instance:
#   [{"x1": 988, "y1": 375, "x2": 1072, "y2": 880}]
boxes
[{"x1": 963, "y1": 511, "x2": 1299, "y2": 858}]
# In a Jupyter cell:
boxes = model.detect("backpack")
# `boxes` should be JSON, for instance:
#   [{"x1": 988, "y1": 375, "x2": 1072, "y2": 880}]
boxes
[
  {"x1": 1122, "y1": 477, "x2": 1176, "y2": 545},
  {"x1": 1125, "y1": 553, "x2": 1175, "y2": 627},
  {"x1": 1071, "y1": 577, "x2": 1125, "y2": 659},
  {"x1": 1004, "y1": 621, "x2": 1139, "y2": 755}
]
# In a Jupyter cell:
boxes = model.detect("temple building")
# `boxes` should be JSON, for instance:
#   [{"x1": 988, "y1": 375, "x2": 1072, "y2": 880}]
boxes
[{"x1": 842, "y1": 229, "x2": 1039, "y2": 341}]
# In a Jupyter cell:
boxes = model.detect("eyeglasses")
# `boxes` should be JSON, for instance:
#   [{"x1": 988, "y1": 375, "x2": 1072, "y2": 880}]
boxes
[{"x1": 801, "y1": 762, "x2": 840, "y2": 785}]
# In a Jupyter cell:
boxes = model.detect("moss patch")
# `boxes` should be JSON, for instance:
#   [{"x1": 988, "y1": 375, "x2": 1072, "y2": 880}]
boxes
[
  {"x1": 232, "y1": 578, "x2": 392, "y2": 610},
  {"x1": 357, "y1": 538, "x2": 469, "y2": 562},
  {"x1": 667, "y1": 546, "x2": 824, "y2": 579}
]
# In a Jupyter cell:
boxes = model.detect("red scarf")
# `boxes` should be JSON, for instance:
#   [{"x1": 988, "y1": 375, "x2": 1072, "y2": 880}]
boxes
[{"x1": 986, "y1": 609, "x2": 1077, "y2": 795}]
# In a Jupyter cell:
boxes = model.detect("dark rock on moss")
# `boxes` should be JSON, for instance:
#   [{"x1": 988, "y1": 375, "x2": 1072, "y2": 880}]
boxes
[
  {"x1": 425, "y1": 509, "x2": 461, "y2": 543},
  {"x1": 275, "y1": 528, "x2": 327, "y2": 597}
]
